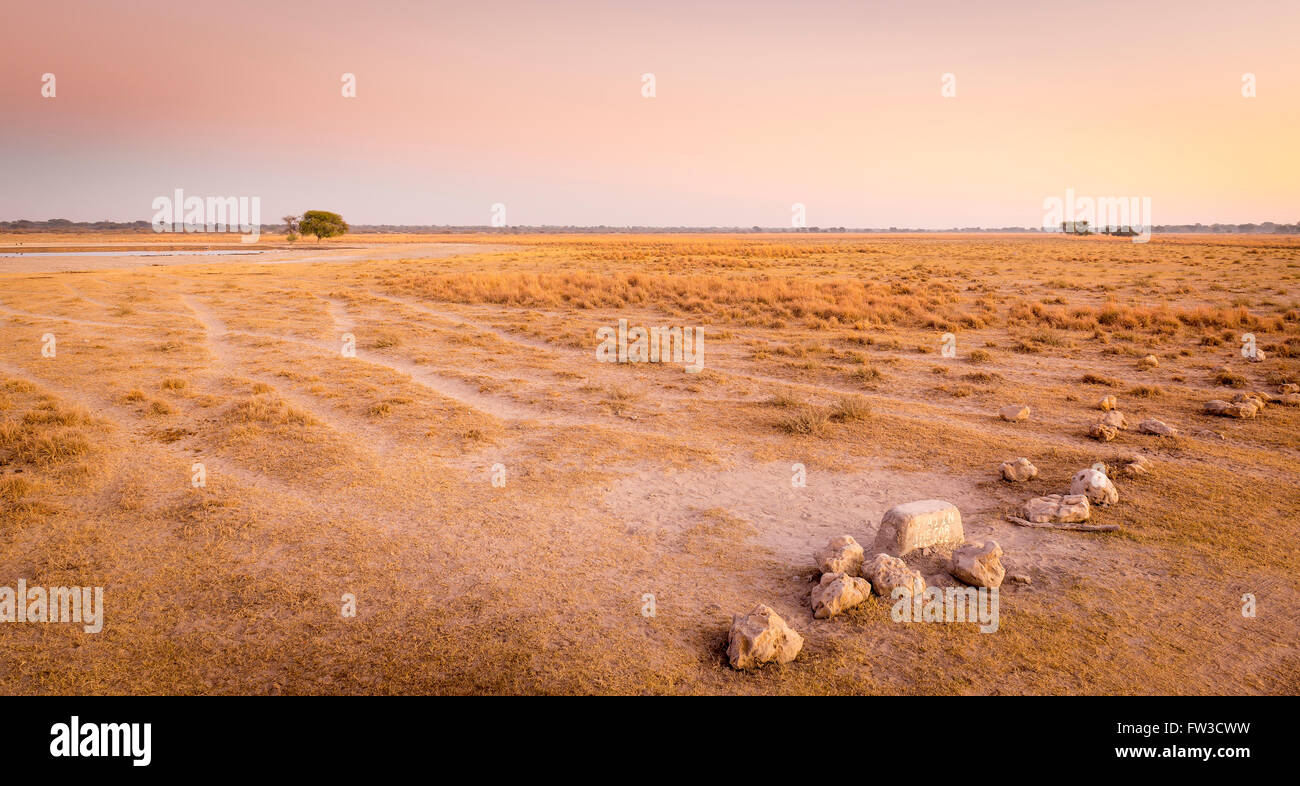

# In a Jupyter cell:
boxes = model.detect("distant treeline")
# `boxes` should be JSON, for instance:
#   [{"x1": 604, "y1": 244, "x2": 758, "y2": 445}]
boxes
[{"x1": 3, "y1": 218, "x2": 1299, "y2": 234}]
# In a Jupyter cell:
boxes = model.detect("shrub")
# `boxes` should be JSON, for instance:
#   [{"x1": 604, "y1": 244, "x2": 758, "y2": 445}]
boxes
[
  {"x1": 829, "y1": 396, "x2": 871, "y2": 422},
  {"x1": 1213, "y1": 370, "x2": 1248, "y2": 388},
  {"x1": 766, "y1": 392, "x2": 802, "y2": 408},
  {"x1": 1128, "y1": 385, "x2": 1162, "y2": 397},
  {"x1": 776, "y1": 406, "x2": 831, "y2": 437},
  {"x1": 1081, "y1": 373, "x2": 1120, "y2": 387}
]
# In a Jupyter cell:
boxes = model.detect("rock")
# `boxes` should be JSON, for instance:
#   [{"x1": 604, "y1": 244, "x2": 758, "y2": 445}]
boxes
[
  {"x1": 726, "y1": 604, "x2": 804, "y2": 670},
  {"x1": 949, "y1": 541, "x2": 1005, "y2": 588},
  {"x1": 999, "y1": 405, "x2": 1030, "y2": 422},
  {"x1": 1020, "y1": 494, "x2": 1091, "y2": 523},
  {"x1": 1098, "y1": 395, "x2": 1117, "y2": 411},
  {"x1": 1100, "y1": 410, "x2": 1128, "y2": 429},
  {"x1": 1088, "y1": 421, "x2": 1119, "y2": 441},
  {"x1": 1121, "y1": 454, "x2": 1152, "y2": 476},
  {"x1": 1277, "y1": 393, "x2": 1300, "y2": 407},
  {"x1": 810, "y1": 572, "x2": 872, "y2": 619},
  {"x1": 863, "y1": 553, "x2": 925, "y2": 601},
  {"x1": 1247, "y1": 349, "x2": 1266, "y2": 362},
  {"x1": 1070, "y1": 468, "x2": 1119, "y2": 506},
  {"x1": 872, "y1": 500, "x2": 964, "y2": 556},
  {"x1": 1279, "y1": 383, "x2": 1299, "y2": 395},
  {"x1": 1139, "y1": 355, "x2": 1159, "y2": 370},
  {"x1": 1232, "y1": 392, "x2": 1267, "y2": 411},
  {"x1": 1204, "y1": 399, "x2": 1257, "y2": 418},
  {"x1": 1000, "y1": 457, "x2": 1038, "y2": 482},
  {"x1": 1010, "y1": 574, "x2": 1032, "y2": 585},
  {"x1": 814, "y1": 535, "x2": 864, "y2": 575},
  {"x1": 1137, "y1": 418, "x2": 1176, "y2": 437}
]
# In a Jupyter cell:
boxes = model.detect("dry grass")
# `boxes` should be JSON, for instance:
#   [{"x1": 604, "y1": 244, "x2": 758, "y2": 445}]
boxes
[
  {"x1": 1081, "y1": 373, "x2": 1121, "y2": 387},
  {"x1": 775, "y1": 405, "x2": 832, "y2": 436},
  {"x1": 829, "y1": 395, "x2": 872, "y2": 422},
  {"x1": 1214, "y1": 370, "x2": 1249, "y2": 388},
  {"x1": 1, "y1": 231, "x2": 1297, "y2": 695}
]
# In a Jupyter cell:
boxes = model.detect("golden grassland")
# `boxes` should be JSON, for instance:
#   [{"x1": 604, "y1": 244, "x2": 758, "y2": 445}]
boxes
[{"x1": 1, "y1": 232, "x2": 1297, "y2": 694}]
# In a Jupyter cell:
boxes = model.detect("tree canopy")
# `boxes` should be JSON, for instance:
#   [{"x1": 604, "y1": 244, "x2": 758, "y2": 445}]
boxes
[{"x1": 298, "y1": 210, "x2": 348, "y2": 242}]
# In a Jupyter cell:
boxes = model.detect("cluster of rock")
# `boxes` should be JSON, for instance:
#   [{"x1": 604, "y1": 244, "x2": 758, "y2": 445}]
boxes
[
  {"x1": 728, "y1": 500, "x2": 1007, "y2": 670},
  {"x1": 1002, "y1": 451, "x2": 1125, "y2": 525},
  {"x1": 1204, "y1": 391, "x2": 1274, "y2": 419},
  {"x1": 1277, "y1": 383, "x2": 1300, "y2": 407},
  {"x1": 1088, "y1": 408, "x2": 1127, "y2": 441},
  {"x1": 1273, "y1": 382, "x2": 1300, "y2": 400},
  {"x1": 727, "y1": 364, "x2": 1297, "y2": 671},
  {"x1": 811, "y1": 535, "x2": 872, "y2": 619},
  {"x1": 1018, "y1": 465, "x2": 1120, "y2": 522},
  {"x1": 1087, "y1": 397, "x2": 1178, "y2": 441},
  {"x1": 1202, "y1": 363, "x2": 1300, "y2": 416},
  {"x1": 1079, "y1": 372, "x2": 1291, "y2": 479}
]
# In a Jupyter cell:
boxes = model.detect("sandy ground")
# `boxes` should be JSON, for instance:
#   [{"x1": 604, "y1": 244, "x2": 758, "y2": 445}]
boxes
[{"x1": 0, "y1": 233, "x2": 1296, "y2": 695}]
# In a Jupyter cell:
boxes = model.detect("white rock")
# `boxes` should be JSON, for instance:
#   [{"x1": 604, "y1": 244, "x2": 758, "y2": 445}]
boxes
[
  {"x1": 811, "y1": 572, "x2": 872, "y2": 619},
  {"x1": 1020, "y1": 494, "x2": 1091, "y2": 523},
  {"x1": 999, "y1": 405, "x2": 1030, "y2": 422},
  {"x1": 727, "y1": 604, "x2": 804, "y2": 670},
  {"x1": 814, "y1": 534, "x2": 865, "y2": 575},
  {"x1": 949, "y1": 541, "x2": 1005, "y2": 588},
  {"x1": 1121, "y1": 454, "x2": 1152, "y2": 476},
  {"x1": 872, "y1": 499, "x2": 964, "y2": 556},
  {"x1": 1137, "y1": 418, "x2": 1176, "y2": 437},
  {"x1": 863, "y1": 553, "x2": 925, "y2": 602},
  {"x1": 1232, "y1": 392, "x2": 1267, "y2": 411},
  {"x1": 1070, "y1": 468, "x2": 1119, "y2": 506},
  {"x1": 1000, "y1": 457, "x2": 1038, "y2": 482},
  {"x1": 1100, "y1": 410, "x2": 1128, "y2": 429},
  {"x1": 1089, "y1": 421, "x2": 1118, "y2": 442},
  {"x1": 1204, "y1": 399, "x2": 1257, "y2": 418}
]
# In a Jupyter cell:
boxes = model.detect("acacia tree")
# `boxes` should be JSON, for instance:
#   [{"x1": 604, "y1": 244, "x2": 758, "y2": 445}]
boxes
[
  {"x1": 298, "y1": 210, "x2": 348, "y2": 242},
  {"x1": 282, "y1": 215, "x2": 299, "y2": 241}
]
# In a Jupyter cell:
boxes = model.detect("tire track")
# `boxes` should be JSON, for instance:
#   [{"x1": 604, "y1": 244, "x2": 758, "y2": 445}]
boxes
[
  {"x1": 177, "y1": 293, "x2": 404, "y2": 459},
  {"x1": 0, "y1": 360, "x2": 330, "y2": 513},
  {"x1": 319, "y1": 295, "x2": 627, "y2": 429}
]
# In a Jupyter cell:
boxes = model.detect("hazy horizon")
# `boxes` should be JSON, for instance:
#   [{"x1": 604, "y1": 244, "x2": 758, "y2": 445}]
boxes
[{"x1": 4, "y1": 0, "x2": 1297, "y2": 228}]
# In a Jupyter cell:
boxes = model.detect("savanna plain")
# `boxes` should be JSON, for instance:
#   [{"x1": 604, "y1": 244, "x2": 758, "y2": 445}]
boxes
[{"x1": 1, "y1": 232, "x2": 1296, "y2": 694}]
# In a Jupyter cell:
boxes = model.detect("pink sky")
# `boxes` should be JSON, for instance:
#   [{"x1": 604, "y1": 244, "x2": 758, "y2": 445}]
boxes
[{"x1": 2, "y1": 0, "x2": 1297, "y2": 227}]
